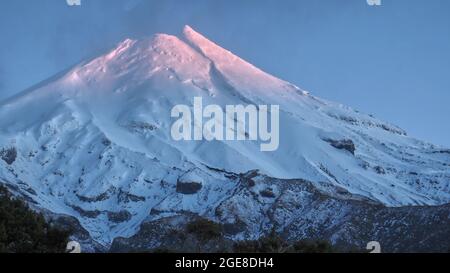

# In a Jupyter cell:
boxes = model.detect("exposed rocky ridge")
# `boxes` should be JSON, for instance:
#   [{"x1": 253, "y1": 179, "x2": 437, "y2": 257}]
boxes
[{"x1": 111, "y1": 172, "x2": 450, "y2": 253}]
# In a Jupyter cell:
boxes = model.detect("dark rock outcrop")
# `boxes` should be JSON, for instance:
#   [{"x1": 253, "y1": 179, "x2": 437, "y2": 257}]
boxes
[
  {"x1": 374, "y1": 166, "x2": 386, "y2": 174},
  {"x1": 107, "y1": 210, "x2": 132, "y2": 223},
  {"x1": 71, "y1": 206, "x2": 101, "y2": 218},
  {"x1": 176, "y1": 181, "x2": 202, "y2": 194},
  {"x1": 260, "y1": 188, "x2": 276, "y2": 198},
  {"x1": 0, "y1": 147, "x2": 17, "y2": 165},
  {"x1": 76, "y1": 192, "x2": 110, "y2": 203},
  {"x1": 324, "y1": 139, "x2": 356, "y2": 155}
]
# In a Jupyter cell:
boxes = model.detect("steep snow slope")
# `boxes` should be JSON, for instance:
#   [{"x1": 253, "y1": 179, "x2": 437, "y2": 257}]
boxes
[{"x1": 0, "y1": 26, "x2": 449, "y2": 246}]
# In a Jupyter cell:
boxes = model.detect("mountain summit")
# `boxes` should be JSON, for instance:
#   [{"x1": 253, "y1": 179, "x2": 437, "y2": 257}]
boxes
[{"x1": 1, "y1": 26, "x2": 449, "y2": 248}]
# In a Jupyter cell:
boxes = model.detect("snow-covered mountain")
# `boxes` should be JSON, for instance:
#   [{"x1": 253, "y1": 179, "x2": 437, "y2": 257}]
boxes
[{"x1": 1, "y1": 26, "x2": 449, "y2": 249}]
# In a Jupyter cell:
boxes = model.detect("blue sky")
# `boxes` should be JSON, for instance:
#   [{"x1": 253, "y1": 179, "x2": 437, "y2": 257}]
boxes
[{"x1": 0, "y1": 0, "x2": 449, "y2": 147}]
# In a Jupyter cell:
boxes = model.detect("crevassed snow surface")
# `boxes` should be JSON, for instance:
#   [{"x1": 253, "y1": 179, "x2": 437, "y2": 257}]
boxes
[{"x1": 0, "y1": 26, "x2": 449, "y2": 245}]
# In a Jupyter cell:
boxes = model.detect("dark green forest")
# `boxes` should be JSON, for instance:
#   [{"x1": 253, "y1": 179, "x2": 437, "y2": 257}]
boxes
[{"x1": 0, "y1": 185, "x2": 69, "y2": 253}]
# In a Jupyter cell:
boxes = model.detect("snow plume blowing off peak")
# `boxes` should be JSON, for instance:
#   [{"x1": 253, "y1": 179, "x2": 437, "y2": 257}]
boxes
[{"x1": 0, "y1": 25, "x2": 449, "y2": 247}]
